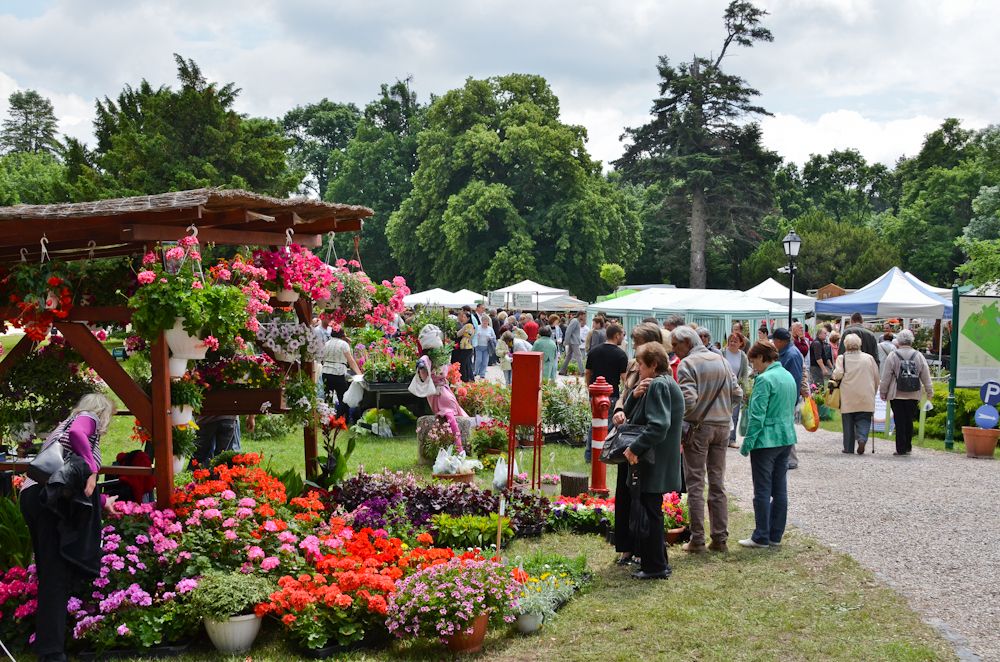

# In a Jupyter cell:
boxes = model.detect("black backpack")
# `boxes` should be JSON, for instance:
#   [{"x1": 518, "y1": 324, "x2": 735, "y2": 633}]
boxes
[{"x1": 896, "y1": 350, "x2": 921, "y2": 392}]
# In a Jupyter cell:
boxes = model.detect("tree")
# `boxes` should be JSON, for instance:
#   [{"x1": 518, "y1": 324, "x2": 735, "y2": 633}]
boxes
[
  {"x1": 283, "y1": 99, "x2": 361, "y2": 198},
  {"x1": 386, "y1": 74, "x2": 640, "y2": 300},
  {"x1": 964, "y1": 185, "x2": 1000, "y2": 241},
  {"x1": 800, "y1": 149, "x2": 898, "y2": 223},
  {"x1": 616, "y1": 1, "x2": 778, "y2": 288},
  {"x1": 741, "y1": 211, "x2": 900, "y2": 290},
  {"x1": 93, "y1": 54, "x2": 300, "y2": 196},
  {"x1": 326, "y1": 79, "x2": 426, "y2": 281},
  {"x1": 599, "y1": 263, "x2": 626, "y2": 291},
  {"x1": 0, "y1": 152, "x2": 68, "y2": 205},
  {"x1": 0, "y1": 90, "x2": 60, "y2": 155}
]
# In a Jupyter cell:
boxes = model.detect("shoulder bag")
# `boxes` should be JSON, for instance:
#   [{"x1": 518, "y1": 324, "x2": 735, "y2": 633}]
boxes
[
  {"x1": 27, "y1": 438, "x2": 65, "y2": 485},
  {"x1": 826, "y1": 354, "x2": 844, "y2": 410},
  {"x1": 600, "y1": 424, "x2": 651, "y2": 464}
]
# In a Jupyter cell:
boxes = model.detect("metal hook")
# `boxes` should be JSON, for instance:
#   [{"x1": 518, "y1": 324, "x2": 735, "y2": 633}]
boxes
[
  {"x1": 20, "y1": 248, "x2": 28, "y2": 262},
  {"x1": 39, "y1": 234, "x2": 50, "y2": 263},
  {"x1": 285, "y1": 228, "x2": 294, "y2": 247},
  {"x1": 187, "y1": 225, "x2": 199, "y2": 238},
  {"x1": 87, "y1": 240, "x2": 97, "y2": 260}
]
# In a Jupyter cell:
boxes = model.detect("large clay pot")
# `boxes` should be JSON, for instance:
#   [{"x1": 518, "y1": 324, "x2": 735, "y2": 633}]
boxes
[
  {"x1": 433, "y1": 472, "x2": 476, "y2": 484},
  {"x1": 445, "y1": 613, "x2": 489, "y2": 654},
  {"x1": 204, "y1": 614, "x2": 262, "y2": 654},
  {"x1": 962, "y1": 426, "x2": 999, "y2": 458},
  {"x1": 515, "y1": 612, "x2": 543, "y2": 634},
  {"x1": 170, "y1": 405, "x2": 194, "y2": 426},
  {"x1": 665, "y1": 526, "x2": 688, "y2": 546},
  {"x1": 165, "y1": 319, "x2": 206, "y2": 360},
  {"x1": 275, "y1": 288, "x2": 300, "y2": 303}
]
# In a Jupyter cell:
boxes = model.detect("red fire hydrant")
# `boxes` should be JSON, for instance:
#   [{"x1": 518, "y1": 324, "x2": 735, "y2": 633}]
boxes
[{"x1": 588, "y1": 377, "x2": 612, "y2": 496}]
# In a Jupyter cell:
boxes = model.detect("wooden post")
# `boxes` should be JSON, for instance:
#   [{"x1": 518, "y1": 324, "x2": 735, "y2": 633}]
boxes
[
  {"x1": 0, "y1": 333, "x2": 33, "y2": 380},
  {"x1": 294, "y1": 297, "x2": 319, "y2": 478},
  {"x1": 150, "y1": 335, "x2": 174, "y2": 508}
]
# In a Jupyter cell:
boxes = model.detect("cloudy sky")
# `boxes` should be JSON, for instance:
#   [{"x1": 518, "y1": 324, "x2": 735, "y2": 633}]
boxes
[{"x1": 1, "y1": 0, "x2": 997, "y2": 170}]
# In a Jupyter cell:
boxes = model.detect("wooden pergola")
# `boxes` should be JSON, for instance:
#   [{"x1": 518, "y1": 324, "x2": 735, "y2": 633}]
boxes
[{"x1": 0, "y1": 188, "x2": 372, "y2": 506}]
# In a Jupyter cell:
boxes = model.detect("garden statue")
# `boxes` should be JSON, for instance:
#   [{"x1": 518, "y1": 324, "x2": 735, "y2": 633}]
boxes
[{"x1": 410, "y1": 324, "x2": 468, "y2": 444}]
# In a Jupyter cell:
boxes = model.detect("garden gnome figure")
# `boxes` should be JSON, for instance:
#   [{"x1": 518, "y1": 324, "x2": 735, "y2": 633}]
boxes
[{"x1": 410, "y1": 325, "x2": 467, "y2": 440}]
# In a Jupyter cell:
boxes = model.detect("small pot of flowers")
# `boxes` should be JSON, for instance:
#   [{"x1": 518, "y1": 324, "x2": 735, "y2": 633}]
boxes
[
  {"x1": 514, "y1": 574, "x2": 574, "y2": 634},
  {"x1": 189, "y1": 571, "x2": 276, "y2": 654},
  {"x1": 387, "y1": 557, "x2": 519, "y2": 655},
  {"x1": 662, "y1": 491, "x2": 689, "y2": 545},
  {"x1": 470, "y1": 420, "x2": 508, "y2": 457},
  {"x1": 171, "y1": 421, "x2": 199, "y2": 473},
  {"x1": 170, "y1": 373, "x2": 205, "y2": 426},
  {"x1": 540, "y1": 474, "x2": 560, "y2": 496}
]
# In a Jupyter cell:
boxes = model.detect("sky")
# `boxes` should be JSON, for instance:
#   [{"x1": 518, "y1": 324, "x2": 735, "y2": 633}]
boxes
[{"x1": 1, "y1": 0, "x2": 998, "y2": 171}]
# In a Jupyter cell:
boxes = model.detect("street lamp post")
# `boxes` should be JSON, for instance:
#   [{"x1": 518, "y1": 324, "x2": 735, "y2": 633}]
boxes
[{"x1": 782, "y1": 230, "x2": 801, "y2": 329}]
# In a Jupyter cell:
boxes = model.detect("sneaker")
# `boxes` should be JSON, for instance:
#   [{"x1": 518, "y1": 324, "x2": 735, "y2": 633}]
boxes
[
  {"x1": 769, "y1": 542, "x2": 782, "y2": 550},
  {"x1": 738, "y1": 538, "x2": 769, "y2": 549},
  {"x1": 681, "y1": 542, "x2": 706, "y2": 554},
  {"x1": 728, "y1": 442, "x2": 739, "y2": 449}
]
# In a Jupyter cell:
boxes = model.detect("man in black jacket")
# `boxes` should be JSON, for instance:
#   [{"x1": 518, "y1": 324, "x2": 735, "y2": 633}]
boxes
[{"x1": 839, "y1": 312, "x2": 880, "y2": 367}]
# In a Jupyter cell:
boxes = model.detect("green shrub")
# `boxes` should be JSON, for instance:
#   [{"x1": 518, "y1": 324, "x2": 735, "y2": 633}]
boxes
[
  {"x1": 0, "y1": 495, "x2": 32, "y2": 569},
  {"x1": 430, "y1": 513, "x2": 514, "y2": 550},
  {"x1": 189, "y1": 572, "x2": 276, "y2": 622},
  {"x1": 244, "y1": 414, "x2": 293, "y2": 441},
  {"x1": 924, "y1": 383, "x2": 979, "y2": 439}
]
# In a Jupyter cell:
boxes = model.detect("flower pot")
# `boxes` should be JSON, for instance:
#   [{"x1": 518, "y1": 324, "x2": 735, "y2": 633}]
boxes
[
  {"x1": 172, "y1": 455, "x2": 187, "y2": 474},
  {"x1": 445, "y1": 613, "x2": 489, "y2": 654},
  {"x1": 541, "y1": 483, "x2": 560, "y2": 497},
  {"x1": 165, "y1": 319, "x2": 206, "y2": 360},
  {"x1": 275, "y1": 288, "x2": 300, "y2": 303},
  {"x1": 962, "y1": 426, "x2": 999, "y2": 459},
  {"x1": 170, "y1": 405, "x2": 194, "y2": 426},
  {"x1": 665, "y1": 526, "x2": 688, "y2": 546},
  {"x1": 168, "y1": 357, "x2": 189, "y2": 378},
  {"x1": 274, "y1": 349, "x2": 298, "y2": 363},
  {"x1": 515, "y1": 612, "x2": 543, "y2": 634},
  {"x1": 204, "y1": 614, "x2": 262, "y2": 654},
  {"x1": 432, "y1": 472, "x2": 476, "y2": 484}
]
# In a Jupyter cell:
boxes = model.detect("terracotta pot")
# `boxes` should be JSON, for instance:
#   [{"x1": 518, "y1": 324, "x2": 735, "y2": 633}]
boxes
[
  {"x1": 168, "y1": 357, "x2": 189, "y2": 378},
  {"x1": 484, "y1": 448, "x2": 502, "y2": 455},
  {"x1": 275, "y1": 288, "x2": 300, "y2": 303},
  {"x1": 446, "y1": 613, "x2": 489, "y2": 654},
  {"x1": 165, "y1": 319, "x2": 206, "y2": 360},
  {"x1": 432, "y1": 472, "x2": 476, "y2": 484},
  {"x1": 962, "y1": 426, "x2": 999, "y2": 458},
  {"x1": 665, "y1": 526, "x2": 688, "y2": 546},
  {"x1": 204, "y1": 614, "x2": 262, "y2": 654},
  {"x1": 170, "y1": 405, "x2": 194, "y2": 426}
]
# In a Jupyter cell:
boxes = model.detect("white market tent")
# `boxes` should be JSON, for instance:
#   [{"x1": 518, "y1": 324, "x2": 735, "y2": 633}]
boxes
[
  {"x1": 588, "y1": 287, "x2": 801, "y2": 351},
  {"x1": 489, "y1": 279, "x2": 572, "y2": 310},
  {"x1": 534, "y1": 294, "x2": 590, "y2": 312},
  {"x1": 814, "y1": 267, "x2": 952, "y2": 319},
  {"x1": 905, "y1": 272, "x2": 951, "y2": 298},
  {"x1": 403, "y1": 288, "x2": 470, "y2": 309},
  {"x1": 745, "y1": 278, "x2": 816, "y2": 311},
  {"x1": 493, "y1": 279, "x2": 569, "y2": 296},
  {"x1": 452, "y1": 288, "x2": 485, "y2": 304}
]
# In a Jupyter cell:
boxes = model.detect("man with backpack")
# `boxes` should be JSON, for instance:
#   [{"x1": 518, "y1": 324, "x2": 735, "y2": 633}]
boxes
[{"x1": 879, "y1": 329, "x2": 934, "y2": 455}]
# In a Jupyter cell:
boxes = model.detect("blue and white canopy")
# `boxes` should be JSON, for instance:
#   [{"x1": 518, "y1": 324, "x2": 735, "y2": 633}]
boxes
[{"x1": 815, "y1": 267, "x2": 952, "y2": 319}]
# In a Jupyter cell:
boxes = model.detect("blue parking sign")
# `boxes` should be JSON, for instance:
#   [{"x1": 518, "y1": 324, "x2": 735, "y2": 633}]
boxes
[{"x1": 981, "y1": 380, "x2": 1000, "y2": 406}]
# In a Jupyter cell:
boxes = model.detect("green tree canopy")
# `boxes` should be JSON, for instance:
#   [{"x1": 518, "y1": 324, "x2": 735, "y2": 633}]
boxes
[
  {"x1": 741, "y1": 211, "x2": 900, "y2": 290},
  {"x1": 0, "y1": 89, "x2": 59, "y2": 155},
  {"x1": 599, "y1": 263, "x2": 626, "y2": 291},
  {"x1": 386, "y1": 74, "x2": 640, "y2": 300},
  {"x1": 326, "y1": 79, "x2": 426, "y2": 281},
  {"x1": 615, "y1": 1, "x2": 778, "y2": 288},
  {"x1": 283, "y1": 99, "x2": 361, "y2": 198},
  {"x1": 93, "y1": 54, "x2": 300, "y2": 196}
]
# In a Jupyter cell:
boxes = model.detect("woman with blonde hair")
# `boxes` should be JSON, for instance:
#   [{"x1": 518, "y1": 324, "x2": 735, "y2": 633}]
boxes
[
  {"x1": 20, "y1": 392, "x2": 117, "y2": 661},
  {"x1": 831, "y1": 333, "x2": 879, "y2": 454}
]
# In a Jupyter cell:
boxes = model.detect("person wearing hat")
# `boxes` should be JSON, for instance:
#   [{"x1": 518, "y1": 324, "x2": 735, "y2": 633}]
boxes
[{"x1": 769, "y1": 328, "x2": 809, "y2": 469}]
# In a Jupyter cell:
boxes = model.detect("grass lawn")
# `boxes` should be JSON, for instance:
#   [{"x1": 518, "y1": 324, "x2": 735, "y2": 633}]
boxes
[{"x1": 94, "y1": 417, "x2": 955, "y2": 661}]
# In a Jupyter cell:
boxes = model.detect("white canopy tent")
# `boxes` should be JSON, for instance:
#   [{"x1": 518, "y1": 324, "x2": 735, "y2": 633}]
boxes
[
  {"x1": 492, "y1": 279, "x2": 569, "y2": 296},
  {"x1": 815, "y1": 267, "x2": 952, "y2": 319},
  {"x1": 489, "y1": 279, "x2": 572, "y2": 310},
  {"x1": 452, "y1": 288, "x2": 485, "y2": 304},
  {"x1": 533, "y1": 294, "x2": 590, "y2": 312},
  {"x1": 403, "y1": 288, "x2": 470, "y2": 309},
  {"x1": 744, "y1": 278, "x2": 816, "y2": 311}
]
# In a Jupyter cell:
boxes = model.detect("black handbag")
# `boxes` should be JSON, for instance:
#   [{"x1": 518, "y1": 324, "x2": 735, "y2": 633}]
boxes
[
  {"x1": 600, "y1": 424, "x2": 654, "y2": 465},
  {"x1": 27, "y1": 440, "x2": 65, "y2": 485}
]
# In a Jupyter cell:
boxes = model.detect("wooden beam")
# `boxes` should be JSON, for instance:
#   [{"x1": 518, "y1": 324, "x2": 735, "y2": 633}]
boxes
[
  {"x1": 0, "y1": 306, "x2": 132, "y2": 323},
  {"x1": 54, "y1": 322, "x2": 152, "y2": 430},
  {"x1": 0, "y1": 460, "x2": 154, "y2": 477},
  {"x1": 120, "y1": 224, "x2": 321, "y2": 248},
  {"x1": 0, "y1": 333, "x2": 33, "y2": 381},
  {"x1": 0, "y1": 208, "x2": 205, "y2": 242},
  {"x1": 150, "y1": 336, "x2": 173, "y2": 508}
]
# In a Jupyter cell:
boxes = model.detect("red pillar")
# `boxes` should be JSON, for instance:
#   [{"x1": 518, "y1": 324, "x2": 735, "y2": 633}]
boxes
[{"x1": 588, "y1": 377, "x2": 612, "y2": 496}]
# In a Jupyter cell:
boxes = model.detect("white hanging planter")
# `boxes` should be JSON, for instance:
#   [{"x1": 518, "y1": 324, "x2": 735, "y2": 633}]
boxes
[
  {"x1": 170, "y1": 405, "x2": 194, "y2": 426},
  {"x1": 275, "y1": 288, "x2": 300, "y2": 303},
  {"x1": 165, "y1": 318, "x2": 207, "y2": 360},
  {"x1": 516, "y1": 612, "x2": 543, "y2": 634},
  {"x1": 204, "y1": 614, "x2": 262, "y2": 654},
  {"x1": 168, "y1": 357, "x2": 189, "y2": 378},
  {"x1": 172, "y1": 455, "x2": 187, "y2": 475},
  {"x1": 274, "y1": 350, "x2": 298, "y2": 363}
]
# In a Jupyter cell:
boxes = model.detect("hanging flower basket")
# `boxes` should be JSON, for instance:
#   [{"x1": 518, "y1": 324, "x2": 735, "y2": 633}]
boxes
[
  {"x1": 275, "y1": 288, "x2": 300, "y2": 303},
  {"x1": 165, "y1": 319, "x2": 207, "y2": 361},
  {"x1": 170, "y1": 405, "x2": 194, "y2": 426},
  {"x1": 169, "y1": 358, "x2": 189, "y2": 379},
  {"x1": 172, "y1": 455, "x2": 187, "y2": 475}
]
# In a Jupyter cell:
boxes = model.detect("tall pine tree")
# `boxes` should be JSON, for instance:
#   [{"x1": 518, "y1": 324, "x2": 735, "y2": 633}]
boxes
[
  {"x1": 1, "y1": 90, "x2": 60, "y2": 155},
  {"x1": 615, "y1": 1, "x2": 778, "y2": 288}
]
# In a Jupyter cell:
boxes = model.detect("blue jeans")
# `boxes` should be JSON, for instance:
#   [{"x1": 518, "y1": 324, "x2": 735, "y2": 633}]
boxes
[
  {"x1": 841, "y1": 412, "x2": 872, "y2": 452},
  {"x1": 730, "y1": 402, "x2": 741, "y2": 442},
  {"x1": 503, "y1": 369, "x2": 512, "y2": 386},
  {"x1": 749, "y1": 445, "x2": 792, "y2": 545},
  {"x1": 474, "y1": 346, "x2": 490, "y2": 379}
]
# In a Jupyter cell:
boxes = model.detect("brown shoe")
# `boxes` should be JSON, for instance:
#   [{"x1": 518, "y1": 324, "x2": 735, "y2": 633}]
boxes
[
  {"x1": 856, "y1": 441, "x2": 866, "y2": 455},
  {"x1": 682, "y1": 542, "x2": 706, "y2": 554},
  {"x1": 708, "y1": 540, "x2": 728, "y2": 553}
]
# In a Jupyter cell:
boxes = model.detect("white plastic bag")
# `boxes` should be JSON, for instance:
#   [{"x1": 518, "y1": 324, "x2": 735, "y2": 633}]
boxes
[
  {"x1": 492, "y1": 455, "x2": 519, "y2": 491},
  {"x1": 343, "y1": 375, "x2": 365, "y2": 409},
  {"x1": 433, "y1": 448, "x2": 462, "y2": 475}
]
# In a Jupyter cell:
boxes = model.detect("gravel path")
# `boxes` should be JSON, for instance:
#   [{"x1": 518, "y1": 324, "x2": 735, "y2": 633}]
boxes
[{"x1": 724, "y1": 428, "x2": 1000, "y2": 661}]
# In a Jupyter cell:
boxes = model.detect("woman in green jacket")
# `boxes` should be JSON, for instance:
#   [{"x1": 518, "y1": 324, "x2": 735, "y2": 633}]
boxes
[
  {"x1": 739, "y1": 341, "x2": 799, "y2": 549},
  {"x1": 619, "y1": 342, "x2": 684, "y2": 579}
]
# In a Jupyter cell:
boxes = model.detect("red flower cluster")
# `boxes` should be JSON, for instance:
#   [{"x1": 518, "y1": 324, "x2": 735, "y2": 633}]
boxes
[{"x1": 172, "y1": 454, "x2": 285, "y2": 516}]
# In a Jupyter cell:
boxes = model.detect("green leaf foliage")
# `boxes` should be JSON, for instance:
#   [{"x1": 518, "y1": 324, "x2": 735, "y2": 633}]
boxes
[
  {"x1": 430, "y1": 513, "x2": 514, "y2": 550},
  {"x1": 189, "y1": 572, "x2": 277, "y2": 621}
]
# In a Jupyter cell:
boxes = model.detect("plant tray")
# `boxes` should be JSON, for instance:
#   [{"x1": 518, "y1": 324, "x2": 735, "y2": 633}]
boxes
[
  {"x1": 363, "y1": 380, "x2": 413, "y2": 393},
  {"x1": 200, "y1": 388, "x2": 287, "y2": 416},
  {"x1": 77, "y1": 641, "x2": 190, "y2": 660}
]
